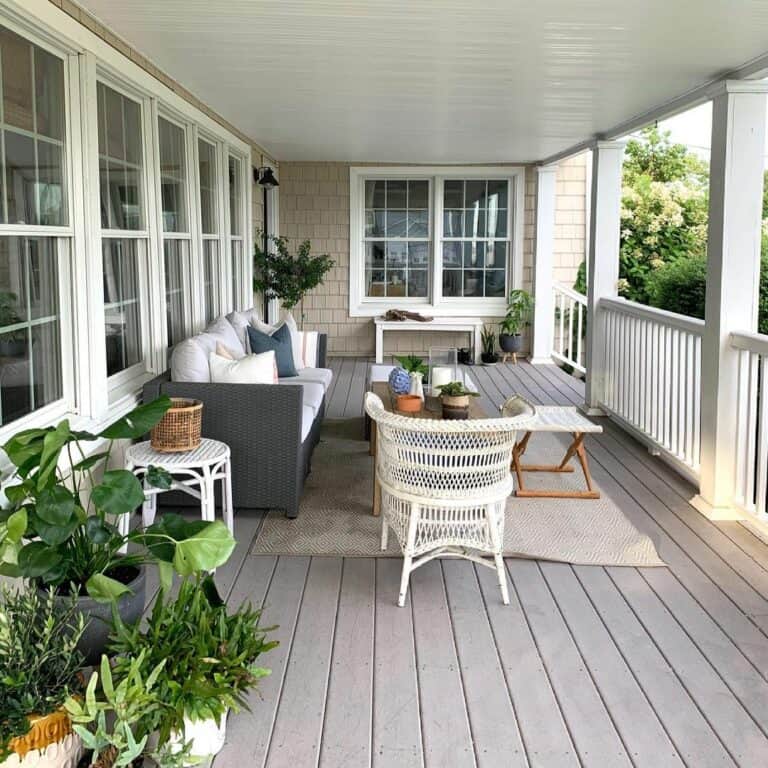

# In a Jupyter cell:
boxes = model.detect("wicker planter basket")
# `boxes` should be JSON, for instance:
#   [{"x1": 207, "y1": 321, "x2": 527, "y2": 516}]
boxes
[{"x1": 151, "y1": 398, "x2": 203, "y2": 452}]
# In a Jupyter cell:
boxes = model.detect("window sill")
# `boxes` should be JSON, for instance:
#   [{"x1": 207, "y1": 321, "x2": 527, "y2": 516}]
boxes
[{"x1": 349, "y1": 299, "x2": 508, "y2": 318}]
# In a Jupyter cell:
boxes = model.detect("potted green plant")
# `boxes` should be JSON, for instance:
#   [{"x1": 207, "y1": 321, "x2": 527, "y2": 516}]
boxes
[
  {"x1": 0, "y1": 292, "x2": 27, "y2": 358},
  {"x1": 104, "y1": 574, "x2": 277, "y2": 765},
  {"x1": 253, "y1": 231, "x2": 335, "y2": 328},
  {"x1": 499, "y1": 289, "x2": 534, "y2": 356},
  {"x1": 395, "y1": 355, "x2": 427, "y2": 401},
  {"x1": 1, "y1": 585, "x2": 86, "y2": 768},
  {"x1": 0, "y1": 396, "x2": 237, "y2": 665},
  {"x1": 437, "y1": 381, "x2": 480, "y2": 420},
  {"x1": 65, "y1": 654, "x2": 186, "y2": 768},
  {"x1": 480, "y1": 326, "x2": 498, "y2": 364}
]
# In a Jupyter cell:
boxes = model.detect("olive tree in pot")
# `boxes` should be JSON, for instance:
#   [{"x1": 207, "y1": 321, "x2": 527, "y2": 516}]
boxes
[
  {"x1": 253, "y1": 231, "x2": 335, "y2": 329},
  {"x1": 499, "y1": 289, "x2": 534, "y2": 355},
  {"x1": 1, "y1": 586, "x2": 86, "y2": 768},
  {"x1": 0, "y1": 396, "x2": 237, "y2": 665}
]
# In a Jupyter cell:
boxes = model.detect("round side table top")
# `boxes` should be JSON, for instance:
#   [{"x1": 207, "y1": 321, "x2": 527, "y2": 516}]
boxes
[{"x1": 126, "y1": 438, "x2": 230, "y2": 469}]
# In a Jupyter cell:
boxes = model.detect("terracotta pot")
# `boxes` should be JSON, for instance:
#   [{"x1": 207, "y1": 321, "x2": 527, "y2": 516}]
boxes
[
  {"x1": 396, "y1": 394, "x2": 422, "y2": 413},
  {"x1": 3, "y1": 709, "x2": 83, "y2": 768}
]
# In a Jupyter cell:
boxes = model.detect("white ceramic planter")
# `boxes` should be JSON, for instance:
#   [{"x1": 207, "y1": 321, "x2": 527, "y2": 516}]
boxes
[
  {"x1": 1, "y1": 733, "x2": 83, "y2": 768},
  {"x1": 168, "y1": 711, "x2": 228, "y2": 764}
]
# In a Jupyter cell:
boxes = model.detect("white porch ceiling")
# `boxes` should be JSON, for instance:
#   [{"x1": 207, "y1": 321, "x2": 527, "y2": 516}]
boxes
[{"x1": 78, "y1": 0, "x2": 768, "y2": 163}]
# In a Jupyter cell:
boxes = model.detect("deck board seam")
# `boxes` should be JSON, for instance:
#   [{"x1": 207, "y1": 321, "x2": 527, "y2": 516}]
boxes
[
  {"x1": 602, "y1": 567, "x2": 740, "y2": 766},
  {"x1": 535, "y1": 562, "x2": 637, "y2": 768},
  {"x1": 409, "y1": 564, "x2": 428, "y2": 768},
  {"x1": 503, "y1": 560, "x2": 585, "y2": 768}
]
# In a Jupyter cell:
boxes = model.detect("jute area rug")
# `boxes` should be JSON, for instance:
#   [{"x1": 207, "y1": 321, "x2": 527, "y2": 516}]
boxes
[{"x1": 251, "y1": 419, "x2": 665, "y2": 567}]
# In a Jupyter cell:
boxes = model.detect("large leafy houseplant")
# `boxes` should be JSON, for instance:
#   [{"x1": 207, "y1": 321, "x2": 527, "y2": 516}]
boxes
[
  {"x1": 105, "y1": 574, "x2": 277, "y2": 750},
  {"x1": 0, "y1": 585, "x2": 86, "y2": 761},
  {"x1": 0, "y1": 395, "x2": 236, "y2": 602},
  {"x1": 253, "y1": 231, "x2": 334, "y2": 328},
  {"x1": 499, "y1": 289, "x2": 534, "y2": 337}
]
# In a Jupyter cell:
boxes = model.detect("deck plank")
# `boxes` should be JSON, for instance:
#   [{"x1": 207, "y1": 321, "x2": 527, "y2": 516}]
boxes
[
  {"x1": 441, "y1": 560, "x2": 527, "y2": 768},
  {"x1": 217, "y1": 556, "x2": 311, "y2": 767},
  {"x1": 320, "y1": 558, "x2": 375, "y2": 768},
  {"x1": 328, "y1": 358, "x2": 355, "y2": 418},
  {"x1": 507, "y1": 559, "x2": 633, "y2": 767},
  {"x1": 539, "y1": 562, "x2": 683, "y2": 767},
  {"x1": 608, "y1": 566, "x2": 768, "y2": 764},
  {"x1": 409, "y1": 561, "x2": 476, "y2": 768},
  {"x1": 373, "y1": 559, "x2": 424, "y2": 768},
  {"x1": 344, "y1": 358, "x2": 370, "y2": 418},
  {"x1": 266, "y1": 557, "x2": 343, "y2": 767}
]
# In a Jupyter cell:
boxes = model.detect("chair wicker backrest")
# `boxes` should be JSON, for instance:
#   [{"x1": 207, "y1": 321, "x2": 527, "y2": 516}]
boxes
[{"x1": 365, "y1": 393, "x2": 533, "y2": 501}]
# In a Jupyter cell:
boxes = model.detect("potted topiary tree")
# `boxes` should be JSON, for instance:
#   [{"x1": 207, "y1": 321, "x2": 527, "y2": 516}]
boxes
[
  {"x1": 499, "y1": 289, "x2": 534, "y2": 357},
  {"x1": 0, "y1": 396, "x2": 237, "y2": 665},
  {"x1": 253, "y1": 231, "x2": 335, "y2": 329},
  {"x1": 1, "y1": 585, "x2": 87, "y2": 768}
]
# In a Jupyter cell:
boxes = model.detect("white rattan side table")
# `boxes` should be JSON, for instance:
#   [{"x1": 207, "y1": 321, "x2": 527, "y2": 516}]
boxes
[{"x1": 124, "y1": 438, "x2": 234, "y2": 533}]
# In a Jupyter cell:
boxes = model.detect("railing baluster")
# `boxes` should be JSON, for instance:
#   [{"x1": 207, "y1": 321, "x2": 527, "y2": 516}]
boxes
[{"x1": 756, "y1": 356, "x2": 768, "y2": 519}]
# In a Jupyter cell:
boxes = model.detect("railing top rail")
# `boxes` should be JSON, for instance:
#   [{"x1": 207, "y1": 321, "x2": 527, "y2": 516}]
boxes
[
  {"x1": 731, "y1": 330, "x2": 768, "y2": 356},
  {"x1": 553, "y1": 282, "x2": 587, "y2": 304},
  {"x1": 600, "y1": 296, "x2": 705, "y2": 335}
]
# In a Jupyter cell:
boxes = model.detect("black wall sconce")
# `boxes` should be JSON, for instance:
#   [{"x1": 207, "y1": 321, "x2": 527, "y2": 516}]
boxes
[{"x1": 254, "y1": 166, "x2": 279, "y2": 188}]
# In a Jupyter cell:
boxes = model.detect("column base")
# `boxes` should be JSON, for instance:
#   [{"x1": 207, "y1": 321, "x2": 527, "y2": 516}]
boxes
[
  {"x1": 690, "y1": 494, "x2": 747, "y2": 521},
  {"x1": 527, "y1": 356, "x2": 555, "y2": 366},
  {"x1": 579, "y1": 403, "x2": 607, "y2": 417}
]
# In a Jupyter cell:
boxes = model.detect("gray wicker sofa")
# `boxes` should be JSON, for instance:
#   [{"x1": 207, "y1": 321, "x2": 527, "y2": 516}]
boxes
[{"x1": 143, "y1": 310, "x2": 331, "y2": 518}]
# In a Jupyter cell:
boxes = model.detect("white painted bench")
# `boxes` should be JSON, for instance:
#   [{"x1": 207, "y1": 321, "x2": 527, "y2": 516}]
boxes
[{"x1": 374, "y1": 316, "x2": 484, "y2": 364}]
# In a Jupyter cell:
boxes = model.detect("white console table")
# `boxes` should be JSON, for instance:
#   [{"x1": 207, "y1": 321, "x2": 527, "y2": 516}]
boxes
[{"x1": 374, "y1": 316, "x2": 484, "y2": 364}]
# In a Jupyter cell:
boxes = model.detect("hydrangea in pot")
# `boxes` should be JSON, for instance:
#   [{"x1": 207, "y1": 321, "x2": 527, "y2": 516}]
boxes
[
  {"x1": 0, "y1": 395, "x2": 237, "y2": 664},
  {"x1": 0, "y1": 585, "x2": 87, "y2": 768}
]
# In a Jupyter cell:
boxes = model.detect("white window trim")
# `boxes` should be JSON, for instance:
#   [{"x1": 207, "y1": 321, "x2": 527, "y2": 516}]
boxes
[
  {"x1": 349, "y1": 165, "x2": 524, "y2": 318},
  {"x1": 0, "y1": 2, "x2": 254, "y2": 455}
]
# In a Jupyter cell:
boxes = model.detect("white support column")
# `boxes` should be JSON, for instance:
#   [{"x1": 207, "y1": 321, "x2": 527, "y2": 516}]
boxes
[
  {"x1": 529, "y1": 164, "x2": 558, "y2": 364},
  {"x1": 583, "y1": 141, "x2": 624, "y2": 414},
  {"x1": 694, "y1": 80, "x2": 768, "y2": 519}
]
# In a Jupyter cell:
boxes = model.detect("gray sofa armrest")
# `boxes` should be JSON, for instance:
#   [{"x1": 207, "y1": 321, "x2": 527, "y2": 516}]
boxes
[{"x1": 317, "y1": 333, "x2": 328, "y2": 368}]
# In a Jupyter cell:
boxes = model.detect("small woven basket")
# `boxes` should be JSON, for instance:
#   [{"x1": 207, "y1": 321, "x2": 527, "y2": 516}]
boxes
[{"x1": 151, "y1": 398, "x2": 203, "y2": 452}]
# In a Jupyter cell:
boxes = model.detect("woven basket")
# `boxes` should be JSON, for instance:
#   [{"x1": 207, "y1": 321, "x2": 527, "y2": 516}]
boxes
[{"x1": 151, "y1": 398, "x2": 203, "y2": 452}]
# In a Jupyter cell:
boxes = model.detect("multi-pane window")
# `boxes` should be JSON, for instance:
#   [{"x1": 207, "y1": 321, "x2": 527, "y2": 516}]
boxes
[
  {"x1": 198, "y1": 138, "x2": 218, "y2": 323},
  {"x1": 97, "y1": 82, "x2": 145, "y2": 377},
  {"x1": 0, "y1": 27, "x2": 66, "y2": 427},
  {"x1": 228, "y1": 154, "x2": 243, "y2": 308},
  {"x1": 159, "y1": 116, "x2": 191, "y2": 346},
  {"x1": 441, "y1": 179, "x2": 509, "y2": 298},
  {"x1": 364, "y1": 179, "x2": 429, "y2": 298}
]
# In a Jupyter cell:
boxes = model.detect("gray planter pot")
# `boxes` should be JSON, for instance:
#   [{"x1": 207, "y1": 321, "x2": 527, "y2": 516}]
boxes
[
  {"x1": 499, "y1": 333, "x2": 523, "y2": 354},
  {"x1": 41, "y1": 565, "x2": 147, "y2": 666}
]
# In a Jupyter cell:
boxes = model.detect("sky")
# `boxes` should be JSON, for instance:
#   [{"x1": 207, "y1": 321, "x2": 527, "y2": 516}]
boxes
[{"x1": 631, "y1": 100, "x2": 768, "y2": 164}]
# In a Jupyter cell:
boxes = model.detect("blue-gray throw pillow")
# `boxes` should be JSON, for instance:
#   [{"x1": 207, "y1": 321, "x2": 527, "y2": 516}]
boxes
[{"x1": 247, "y1": 323, "x2": 298, "y2": 378}]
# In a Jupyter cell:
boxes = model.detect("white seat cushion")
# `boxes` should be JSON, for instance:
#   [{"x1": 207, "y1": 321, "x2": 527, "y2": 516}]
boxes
[
  {"x1": 301, "y1": 405, "x2": 314, "y2": 443},
  {"x1": 277, "y1": 379, "x2": 324, "y2": 416},
  {"x1": 294, "y1": 367, "x2": 333, "y2": 392}
]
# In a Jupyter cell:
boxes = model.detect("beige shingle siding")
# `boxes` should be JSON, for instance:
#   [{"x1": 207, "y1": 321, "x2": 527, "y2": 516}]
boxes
[
  {"x1": 553, "y1": 153, "x2": 588, "y2": 287},
  {"x1": 277, "y1": 160, "x2": 586, "y2": 357}
]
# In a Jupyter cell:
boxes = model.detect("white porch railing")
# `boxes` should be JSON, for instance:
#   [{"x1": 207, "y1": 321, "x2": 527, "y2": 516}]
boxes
[
  {"x1": 599, "y1": 297, "x2": 703, "y2": 478},
  {"x1": 552, "y1": 283, "x2": 587, "y2": 374},
  {"x1": 732, "y1": 331, "x2": 768, "y2": 520}
]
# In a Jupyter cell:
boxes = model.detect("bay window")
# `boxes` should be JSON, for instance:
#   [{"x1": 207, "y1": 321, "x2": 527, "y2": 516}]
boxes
[
  {"x1": 350, "y1": 167, "x2": 523, "y2": 316},
  {"x1": 158, "y1": 115, "x2": 192, "y2": 346},
  {"x1": 0, "y1": 25, "x2": 68, "y2": 428},
  {"x1": 97, "y1": 81, "x2": 147, "y2": 378},
  {"x1": 198, "y1": 137, "x2": 219, "y2": 323}
]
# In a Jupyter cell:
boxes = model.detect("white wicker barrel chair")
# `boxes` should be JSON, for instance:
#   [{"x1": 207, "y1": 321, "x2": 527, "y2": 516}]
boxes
[{"x1": 365, "y1": 392, "x2": 533, "y2": 607}]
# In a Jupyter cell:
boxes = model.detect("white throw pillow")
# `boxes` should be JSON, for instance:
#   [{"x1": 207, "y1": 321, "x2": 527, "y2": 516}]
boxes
[
  {"x1": 205, "y1": 315, "x2": 246, "y2": 357},
  {"x1": 209, "y1": 350, "x2": 278, "y2": 384},
  {"x1": 226, "y1": 308, "x2": 263, "y2": 348}
]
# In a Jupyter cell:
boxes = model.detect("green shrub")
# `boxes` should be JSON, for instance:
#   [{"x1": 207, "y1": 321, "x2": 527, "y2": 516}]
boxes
[{"x1": 646, "y1": 255, "x2": 707, "y2": 320}]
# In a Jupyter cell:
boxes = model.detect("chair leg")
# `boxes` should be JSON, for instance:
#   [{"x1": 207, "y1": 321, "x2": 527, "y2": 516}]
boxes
[
  {"x1": 398, "y1": 502, "x2": 420, "y2": 607},
  {"x1": 495, "y1": 553, "x2": 510, "y2": 605},
  {"x1": 381, "y1": 515, "x2": 389, "y2": 551},
  {"x1": 398, "y1": 555, "x2": 412, "y2": 608},
  {"x1": 487, "y1": 502, "x2": 509, "y2": 605}
]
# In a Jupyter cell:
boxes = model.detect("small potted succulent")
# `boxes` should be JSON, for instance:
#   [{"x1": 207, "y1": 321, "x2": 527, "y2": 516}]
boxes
[
  {"x1": 0, "y1": 585, "x2": 87, "y2": 768},
  {"x1": 437, "y1": 381, "x2": 480, "y2": 420},
  {"x1": 103, "y1": 574, "x2": 277, "y2": 765},
  {"x1": 480, "y1": 326, "x2": 499, "y2": 364},
  {"x1": 0, "y1": 395, "x2": 237, "y2": 664},
  {"x1": 499, "y1": 289, "x2": 534, "y2": 356}
]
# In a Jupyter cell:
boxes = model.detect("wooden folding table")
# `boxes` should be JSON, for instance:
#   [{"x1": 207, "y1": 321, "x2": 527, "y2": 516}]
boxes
[{"x1": 511, "y1": 406, "x2": 603, "y2": 499}]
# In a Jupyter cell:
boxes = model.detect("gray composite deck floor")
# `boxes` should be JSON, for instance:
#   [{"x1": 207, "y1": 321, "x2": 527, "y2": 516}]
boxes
[{"x1": 188, "y1": 360, "x2": 768, "y2": 767}]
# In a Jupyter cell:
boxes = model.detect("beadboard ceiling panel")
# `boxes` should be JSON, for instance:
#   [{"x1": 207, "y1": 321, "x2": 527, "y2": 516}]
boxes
[{"x1": 78, "y1": 0, "x2": 768, "y2": 162}]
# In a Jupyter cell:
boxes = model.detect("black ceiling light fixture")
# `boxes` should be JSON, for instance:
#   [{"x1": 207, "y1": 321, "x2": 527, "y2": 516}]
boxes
[{"x1": 254, "y1": 166, "x2": 279, "y2": 189}]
